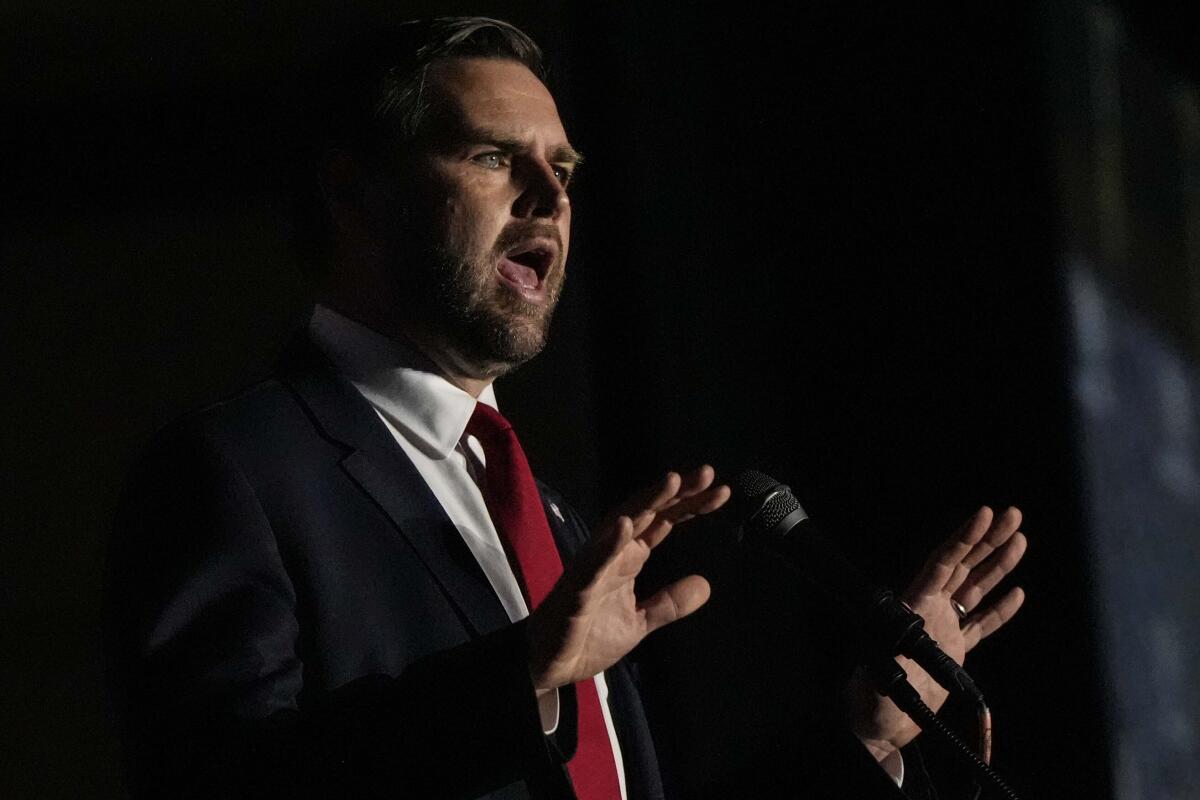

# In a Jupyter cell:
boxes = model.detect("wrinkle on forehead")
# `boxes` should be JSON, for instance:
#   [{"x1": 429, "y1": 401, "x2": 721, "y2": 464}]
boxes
[{"x1": 422, "y1": 58, "x2": 568, "y2": 144}]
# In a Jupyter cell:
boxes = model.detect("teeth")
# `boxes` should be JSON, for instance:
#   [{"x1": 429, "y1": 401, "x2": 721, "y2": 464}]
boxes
[{"x1": 509, "y1": 249, "x2": 549, "y2": 268}]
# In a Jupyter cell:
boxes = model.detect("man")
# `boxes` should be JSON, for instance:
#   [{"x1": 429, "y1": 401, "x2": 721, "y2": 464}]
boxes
[{"x1": 109, "y1": 17, "x2": 1026, "y2": 799}]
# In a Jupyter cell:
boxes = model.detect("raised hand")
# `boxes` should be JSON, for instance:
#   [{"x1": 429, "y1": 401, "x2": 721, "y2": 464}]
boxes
[
  {"x1": 526, "y1": 466, "x2": 731, "y2": 691},
  {"x1": 852, "y1": 506, "x2": 1028, "y2": 765}
]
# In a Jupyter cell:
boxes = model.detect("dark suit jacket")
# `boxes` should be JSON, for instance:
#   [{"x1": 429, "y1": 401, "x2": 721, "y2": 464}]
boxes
[
  {"x1": 108, "y1": 337, "x2": 664, "y2": 799},
  {"x1": 108, "y1": 334, "x2": 943, "y2": 799}
]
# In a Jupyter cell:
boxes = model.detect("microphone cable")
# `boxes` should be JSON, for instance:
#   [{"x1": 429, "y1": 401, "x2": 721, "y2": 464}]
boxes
[{"x1": 867, "y1": 658, "x2": 1020, "y2": 800}]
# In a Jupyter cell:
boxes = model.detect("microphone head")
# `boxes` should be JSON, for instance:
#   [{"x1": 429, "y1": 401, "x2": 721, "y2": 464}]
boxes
[
  {"x1": 730, "y1": 469, "x2": 784, "y2": 501},
  {"x1": 730, "y1": 469, "x2": 804, "y2": 542}
]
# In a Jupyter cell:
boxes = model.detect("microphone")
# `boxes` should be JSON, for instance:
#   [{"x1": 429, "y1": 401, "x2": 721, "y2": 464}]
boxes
[{"x1": 730, "y1": 469, "x2": 983, "y2": 702}]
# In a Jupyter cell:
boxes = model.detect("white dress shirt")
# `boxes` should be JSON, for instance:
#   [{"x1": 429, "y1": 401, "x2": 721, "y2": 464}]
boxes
[{"x1": 309, "y1": 304, "x2": 628, "y2": 799}]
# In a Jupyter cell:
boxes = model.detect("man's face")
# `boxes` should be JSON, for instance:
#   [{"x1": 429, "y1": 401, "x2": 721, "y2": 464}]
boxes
[{"x1": 378, "y1": 57, "x2": 580, "y2": 378}]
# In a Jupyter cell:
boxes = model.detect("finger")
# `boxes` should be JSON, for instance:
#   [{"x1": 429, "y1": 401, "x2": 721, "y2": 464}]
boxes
[
  {"x1": 954, "y1": 531, "x2": 1028, "y2": 612},
  {"x1": 637, "y1": 485, "x2": 732, "y2": 549},
  {"x1": 940, "y1": 561, "x2": 971, "y2": 597},
  {"x1": 909, "y1": 507, "x2": 993, "y2": 594},
  {"x1": 640, "y1": 471, "x2": 685, "y2": 512},
  {"x1": 961, "y1": 506, "x2": 1022, "y2": 570},
  {"x1": 655, "y1": 482, "x2": 731, "y2": 526},
  {"x1": 637, "y1": 519, "x2": 673, "y2": 550},
  {"x1": 961, "y1": 586, "x2": 1026, "y2": 651},
  {"x1": 610, "y1": 472, "x2": 683, "y2": 524},
  {"x1": 673, "y1": 464, "x2": 717, "y2": 499},
  {"x1": 639, "y1": 574, "x2": 712, "y2": 634},
  {"x1": 636, "y1": 465, "x2": 718, "y2": 520},
  {"x1": 627, "y1": 507, "x2": 659, "y2": 538},
  {"x1": 575, "y1": 515, "x2": 636, "y2": 582}
]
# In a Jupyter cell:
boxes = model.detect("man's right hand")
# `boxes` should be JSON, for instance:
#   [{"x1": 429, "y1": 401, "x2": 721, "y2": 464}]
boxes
[{"x1": 525, "y1": 466, "x2": 730, "y2": 692}]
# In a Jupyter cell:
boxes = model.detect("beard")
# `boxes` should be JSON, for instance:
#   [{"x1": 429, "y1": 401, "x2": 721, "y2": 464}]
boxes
[{"x1": 397, "y1": 218, "x2": 566, "y2": 379}]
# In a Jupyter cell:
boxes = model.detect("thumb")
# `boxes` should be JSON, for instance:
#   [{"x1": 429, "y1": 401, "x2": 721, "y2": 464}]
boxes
[{"x1": 639, "y1": 575, "x2": 712, "y2": 634}]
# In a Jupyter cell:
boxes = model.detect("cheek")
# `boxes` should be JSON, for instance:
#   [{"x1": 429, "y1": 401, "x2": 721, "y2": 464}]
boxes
[{"x1": 445, "y1": 193, "x2": 507, "y2": 254}]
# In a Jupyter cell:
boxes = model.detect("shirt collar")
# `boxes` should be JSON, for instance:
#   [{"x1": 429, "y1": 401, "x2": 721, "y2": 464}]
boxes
[{"x1": 308, "y1": 304, "x2": 497, "y2": 460}]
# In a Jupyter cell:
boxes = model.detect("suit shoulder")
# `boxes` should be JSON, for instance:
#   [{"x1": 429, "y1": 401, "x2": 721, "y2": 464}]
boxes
[
  {"x1": 131, "y1": 375, "x2": 336, "y2": 486},
  {"x1": 183, "y1": 378, "x2": 306, "y2": 437},
  {"x1": 142, "y1": 378, "x2": 293, "y2": 448}
]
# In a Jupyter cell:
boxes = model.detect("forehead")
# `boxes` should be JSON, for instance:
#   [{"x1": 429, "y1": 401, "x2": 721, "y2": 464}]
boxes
[{"x1": 422, "y1": 57, "x2": 569, "y2": 144}]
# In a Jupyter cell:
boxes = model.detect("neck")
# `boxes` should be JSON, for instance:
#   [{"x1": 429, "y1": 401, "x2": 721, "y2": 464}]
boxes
[
  {"x1": 401, "y1": 328, "x2": 495, "y2": 399},
  {"x1": 319, "y1": 290, "x2": 496, "y2": 399}
]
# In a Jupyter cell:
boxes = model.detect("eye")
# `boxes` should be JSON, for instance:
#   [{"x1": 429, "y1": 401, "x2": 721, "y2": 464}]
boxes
[
  {"x1": 472, "y1": 152, "x2": 507, "y2": 169},
  {"x1": 552, "y1": 165, "x2": 574, "y2": 186}
]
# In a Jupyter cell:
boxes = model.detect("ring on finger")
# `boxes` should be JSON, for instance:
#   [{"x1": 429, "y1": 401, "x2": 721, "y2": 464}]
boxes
[{"x1": 951, "y1": 599, "x2": 969, "y2": 621}]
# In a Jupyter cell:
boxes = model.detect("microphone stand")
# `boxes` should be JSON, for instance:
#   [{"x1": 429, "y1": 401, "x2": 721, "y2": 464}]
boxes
[{"x1": 865, "y1": 657, "x2": 1022, "y2": 800}]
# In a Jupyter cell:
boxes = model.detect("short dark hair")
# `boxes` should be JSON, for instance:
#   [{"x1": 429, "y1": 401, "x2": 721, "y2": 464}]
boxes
[
  {"x1": 329, "y1": 17, "x2": 547, "y2": 158},
  {"x1": 293, "y1": 17, "x2": 549, "y2": 278},
  {"x1": 369, "y1": 16, "x2": 549, "y2": 149}
]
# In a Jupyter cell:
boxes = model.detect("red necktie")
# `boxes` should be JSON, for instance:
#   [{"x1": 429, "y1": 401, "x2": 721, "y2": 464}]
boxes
[{"x1": 466, "y1": 402, "x2": 622, "y2": 800}]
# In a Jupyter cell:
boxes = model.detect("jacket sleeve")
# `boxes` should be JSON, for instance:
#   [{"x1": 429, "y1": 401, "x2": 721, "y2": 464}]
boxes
[{"x1": 107, "y1": 424, "x2": 575, "y2": 799}]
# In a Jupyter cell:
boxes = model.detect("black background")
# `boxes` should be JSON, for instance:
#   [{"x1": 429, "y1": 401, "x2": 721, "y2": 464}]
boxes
[{"x1": 8, "y1": 1, "x2": 1195, "y2": 796}]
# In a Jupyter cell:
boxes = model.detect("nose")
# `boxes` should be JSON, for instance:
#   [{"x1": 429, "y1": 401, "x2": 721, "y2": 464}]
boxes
[{"x1": 512, "y1": 158, "x2": 568, "y2": 220}]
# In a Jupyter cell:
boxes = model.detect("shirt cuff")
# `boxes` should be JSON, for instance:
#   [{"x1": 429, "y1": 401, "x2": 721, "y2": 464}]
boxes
[
  {"x1": 880, "y1": 748, "x2": 905, "y2": 787},
  {"x1": 538, "y1": 687, "x2": 561, "y2": 734}
]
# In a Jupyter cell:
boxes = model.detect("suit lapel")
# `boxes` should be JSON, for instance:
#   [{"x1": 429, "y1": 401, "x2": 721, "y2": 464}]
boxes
[{"x1": 277, "y1": 335, "x2": 511, "y2": 638}]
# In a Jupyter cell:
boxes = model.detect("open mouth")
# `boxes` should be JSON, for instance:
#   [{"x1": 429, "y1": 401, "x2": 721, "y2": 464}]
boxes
[{"x1": 497, "y1": 240, "x2": 557, "y2": 295}]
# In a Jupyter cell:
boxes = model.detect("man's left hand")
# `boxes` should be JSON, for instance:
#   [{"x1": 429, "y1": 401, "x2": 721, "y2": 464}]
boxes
[{"x1": 851, "y1": 506, "x2": 1028, "y2": 769}]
